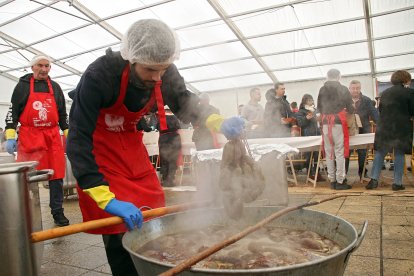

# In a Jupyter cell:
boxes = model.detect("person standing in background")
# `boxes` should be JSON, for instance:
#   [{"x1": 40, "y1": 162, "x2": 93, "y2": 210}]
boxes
[
  {"x1": 157, "y1": 106, "x2": 181, "y2": 187},
  {"x1": 366, "y1": 70, "x2": 414, "y2": 191},
  {"x1": 192, "y1": 93, "x2": 221, "y2": 150},
  {"x1": 345, "y1": 80, "x2": 378, "y2": 178},
  {"x1": 241, "y1": 87, "x2": 264, "y2": 138},
  {"x1": 317, "y1": 69, "x2": 354, "y2": 190},
  {"x1": 5, "y1": 55, "x2": 69, "y2": 226},
  {"x1": 263, "y1": 83, "x2": 294, "y2": 137},
  {"x1": 296, "y1": 94, "x2": 325, "y2": 182}
]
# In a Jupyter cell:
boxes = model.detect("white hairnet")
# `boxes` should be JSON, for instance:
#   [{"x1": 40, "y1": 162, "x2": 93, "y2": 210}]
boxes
[
  {"x1": 120, "y1": 19, "x2": 180, "y2": 65},
  {"x1": 29, "y1": 54, "x2": 52, "y2": 66}
]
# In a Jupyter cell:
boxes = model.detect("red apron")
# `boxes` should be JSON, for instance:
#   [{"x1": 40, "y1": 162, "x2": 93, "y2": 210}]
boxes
[
  {"x1": 17, "y1": 76, "x2": 65, "y2": 180},
  {"x1": 77, "y1": 65, "x2": 166, "y2": 234},
  {"x1": 321, "y1": 110, "x2": 350, "y2": 159}
]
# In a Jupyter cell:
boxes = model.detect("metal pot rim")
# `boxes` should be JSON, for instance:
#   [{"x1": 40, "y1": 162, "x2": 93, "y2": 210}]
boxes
[
  {"x1": 0, "y1": 161, "x2": 38, "y2": 175},
  {"x1": 123, "y1": 207, "x2": 362, "y2": 274}
]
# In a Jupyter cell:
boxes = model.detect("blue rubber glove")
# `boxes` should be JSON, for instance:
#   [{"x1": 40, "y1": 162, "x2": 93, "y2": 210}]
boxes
[
  {"x1": 6, "y1": 139, "x2": 16, "y2": 155},
  {"x1": 220, "y1": 116, "x2": 245, "y2": 140},
  {"x1": 104, "y1": 199, "x2": 143, "y2": 231}
]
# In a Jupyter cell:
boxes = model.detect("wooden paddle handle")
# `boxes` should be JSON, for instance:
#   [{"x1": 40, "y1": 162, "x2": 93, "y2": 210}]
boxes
[{"x1": 31, "y1": 201, "x2": 210, "y2": 243}]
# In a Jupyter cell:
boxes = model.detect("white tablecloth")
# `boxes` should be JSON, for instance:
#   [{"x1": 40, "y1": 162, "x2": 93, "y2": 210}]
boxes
[
  {"x1": 247, "y1": 133, "x2": 375, "y2": 152},
  {"x1": 144, "y1": 133, "x2": 375, "y2": 156}
]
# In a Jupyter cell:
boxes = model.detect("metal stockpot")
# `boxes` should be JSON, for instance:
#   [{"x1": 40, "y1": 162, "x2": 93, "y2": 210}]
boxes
[
  {"x1": 123, "y1": 207, "x2": 367, "y2": 276},
  {"x1": 0, "y1": 161, "x2": 53, "y2": 276}
]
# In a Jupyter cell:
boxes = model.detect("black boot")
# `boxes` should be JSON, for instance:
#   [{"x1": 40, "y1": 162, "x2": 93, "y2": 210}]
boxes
[
  {"x1": 358, "y1": 169, "x2": 368, "y2": 179},
  {"x1": 392, "y1": 184, "x2": 405, "y2": 191},
  {"x1": 335, "y1": 179, "x2": 352, "y2": 190},
  {"x1": 53, "y1": 211, "x2": 69, "y2": 227},
  {"x1": 330, "y1": 181, "x2": 337, "y2": 189},
  {"x1": 365, "y1": 179, "x2": 378, "y2": 190}
]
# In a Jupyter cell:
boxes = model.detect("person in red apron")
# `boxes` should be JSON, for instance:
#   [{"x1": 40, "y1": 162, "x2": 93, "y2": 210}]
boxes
[
  {"x1": 66, "y1": 19, "x2": 245, "y2": 276},
  {"x1": 317, "y1": 69, "x2": 355, "y2": 190},
  {"x1": 5, "y1": 55, "x2": 69, "y2": 226},
  {"x1": 157, "y1": 106, "x2": 182, "y2": 187}
]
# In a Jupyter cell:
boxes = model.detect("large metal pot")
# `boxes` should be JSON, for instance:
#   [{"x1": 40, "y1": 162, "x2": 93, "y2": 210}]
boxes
[
  {"x1": 0, "y1": 161, "x2": 53, "y2": 276},
  {"x1": 123, "y1": 207, "x2": 367, "y2": 276}
]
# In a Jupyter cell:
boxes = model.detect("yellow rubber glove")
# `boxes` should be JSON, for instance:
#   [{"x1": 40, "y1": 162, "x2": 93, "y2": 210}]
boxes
[
  {"x1": 83, "y1": 185, "x2": 115, "y2": 209},
  {"x1": 63, "y1": 129, "x2": 69, "y2": 138},
  {"x1": 205, "y1": 114, "x2": 225, "y2": 132},
  {"x1": 5, "y1": 129, "x2": 16, "y2": 140}
]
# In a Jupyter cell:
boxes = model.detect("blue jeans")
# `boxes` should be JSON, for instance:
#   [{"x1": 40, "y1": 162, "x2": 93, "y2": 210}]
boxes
[
  {"x1": 371, "y1": 149, "x2": 404, "y2": 185},
  {"x1": 49, "y1": 179, "x2": 64, "y2": 214}
]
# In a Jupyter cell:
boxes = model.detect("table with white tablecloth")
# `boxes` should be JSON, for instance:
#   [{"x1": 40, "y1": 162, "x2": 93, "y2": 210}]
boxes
[{"x1": 144, "y1": 131, "x2": 375, "y2": 187}]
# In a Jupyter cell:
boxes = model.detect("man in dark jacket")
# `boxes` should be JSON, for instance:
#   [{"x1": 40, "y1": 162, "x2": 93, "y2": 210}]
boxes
[
  {"x1": 366, "y1": 70, "x2": 414, "y2": 191},
  {"x1": 66, "y1": 19, "x2": 244, "y2": 276},
  {"x1": 345, "y1": 80, "x2": 379, "y2": 178},
  {"x1": 317, "y1": 69, "x2": 354, "y2": 190},
  {"x1": 263, "y1": 83, "x2": 294, "y2": 137},
  {"x1": 5, "y1": 55, "x2": 69, "y2": 226}
]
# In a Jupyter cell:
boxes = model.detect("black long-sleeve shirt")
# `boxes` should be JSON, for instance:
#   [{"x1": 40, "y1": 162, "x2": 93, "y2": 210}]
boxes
[
  {"x1": 5, "y1": 73, "x2": 68, "y2": 131},
  {"x1": 67, "y1": 49, "x2": 202, "y2": 190}
]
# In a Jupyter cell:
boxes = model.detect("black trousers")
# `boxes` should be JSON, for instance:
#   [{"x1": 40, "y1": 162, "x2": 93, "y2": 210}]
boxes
[
  {"x1": 49, "y1": 179, "x2": 64, "y2": 215},
  {"x1": 305, "y1": 151, "x2": 320, "y2": 175},
  {"x1": 102, "y1": 233, "x2": 138, "y2": 276},
  {"x1": 345, "y1": 149, "x2": 367, "y2": 174},
  {"x1": 159, "y1": 132, "x2": 181, "y2": 185}
]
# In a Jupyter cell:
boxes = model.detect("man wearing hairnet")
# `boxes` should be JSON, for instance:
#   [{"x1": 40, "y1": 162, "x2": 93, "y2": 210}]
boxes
[
  {"x1": 5, "y1": 55, "x2": 69, "y2": 227},
  {"x1": 66, "y1": 19, "x2": 244, "y2": 275}
]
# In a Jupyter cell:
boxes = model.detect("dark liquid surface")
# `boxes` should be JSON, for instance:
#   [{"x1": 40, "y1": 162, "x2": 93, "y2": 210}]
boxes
[{"x1": 136, "y1": 225, "x2": 342, "y2": 269}]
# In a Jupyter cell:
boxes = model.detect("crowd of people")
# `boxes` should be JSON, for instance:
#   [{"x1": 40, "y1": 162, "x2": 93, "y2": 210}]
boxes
[
  {"x1": 3, "y1": 17, "x2": 413, "y2": 276},
  {"x1": 239, "y1": 69, "x2": 414, "y2": 190}
]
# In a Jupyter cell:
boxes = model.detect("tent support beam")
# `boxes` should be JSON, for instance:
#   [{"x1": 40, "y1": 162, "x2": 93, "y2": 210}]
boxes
[
  {"x1": 0, "y1": 32, "x2": 82, "y2": 76},
  {"x1": 207, "y1": 0, "x2": 278, "y2": 84},
  {"x1": 363, "y1": 0, "x2": 376, "y2": 77}
]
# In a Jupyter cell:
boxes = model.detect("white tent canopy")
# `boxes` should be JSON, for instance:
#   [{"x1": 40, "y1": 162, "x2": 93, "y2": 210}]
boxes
[{"x1": 1, "y1": 0, "x2": 414, "y2": 97}]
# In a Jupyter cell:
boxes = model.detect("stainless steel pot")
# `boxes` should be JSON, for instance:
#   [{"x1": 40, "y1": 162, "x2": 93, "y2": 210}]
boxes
[
  {"x1": 123, "y1": 207, "x2": 367, "y2": 276},
  {"x1": 0, "y1": 161, "x2": 53, "y2": 276}
]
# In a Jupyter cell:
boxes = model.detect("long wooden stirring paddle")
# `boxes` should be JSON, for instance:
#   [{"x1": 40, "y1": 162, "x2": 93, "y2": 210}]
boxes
[
  {"x1": 31, "y1": 200, "x2": 211, "y2": 243},
  {"x1": 159, "y1": 194, "x2": 347, "y2": 276}
]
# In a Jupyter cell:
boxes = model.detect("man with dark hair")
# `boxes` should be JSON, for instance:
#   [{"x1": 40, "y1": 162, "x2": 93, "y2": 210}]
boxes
[
  {"x1": 241, "y1": 87, "x2": 264, "y2": 137},
  {"x1": 317, "y1": 69, "x2": 354, "y2": 190},
  {"x1": 345, "y1": 80, "x2": 378, "y2": 178},
  {"x1": 66, "y1": 19, "x2": 244, "y2": 275},
  {"x1": 263, "y1": 82, "x2": 294, "y2": 137}
]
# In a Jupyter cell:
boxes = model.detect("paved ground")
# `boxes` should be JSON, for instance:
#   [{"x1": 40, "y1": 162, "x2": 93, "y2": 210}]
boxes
[{"x1": 36, "y1": 163, "x2": 414, "y2": 276}]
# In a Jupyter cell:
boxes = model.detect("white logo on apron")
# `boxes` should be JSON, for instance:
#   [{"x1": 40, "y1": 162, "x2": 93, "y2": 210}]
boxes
[
  {"x1": 33, "y1": 101, "x2": 48, "y2": 121},
  {"x1": 105, "y1": 114, "x2": 125, "y2": 132}
]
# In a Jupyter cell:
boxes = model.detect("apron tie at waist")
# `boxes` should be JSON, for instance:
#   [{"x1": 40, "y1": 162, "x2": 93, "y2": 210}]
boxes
[{"x1": 321, "y1": 110, "x2": 350, "y2": 160}]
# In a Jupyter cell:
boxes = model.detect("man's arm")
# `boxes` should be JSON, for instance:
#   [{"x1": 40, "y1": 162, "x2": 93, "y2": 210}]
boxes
[
  {"x1": 66, "y1": 69, "x2": 110, "y2": 190},
  {"x1": 5, "y1": 82, "x2": 29, "y2": 130},
  {"x1": 52, "y1": 81, "x2": 69, "y2": 131}
]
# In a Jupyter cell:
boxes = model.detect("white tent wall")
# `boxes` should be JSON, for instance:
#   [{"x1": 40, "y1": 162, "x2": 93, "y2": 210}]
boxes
[
  {"x1": 208, "y1": 75, "x2": 375, "y2": 118},
  {"x1": 0, "y1": 73, "x2": 377, "y2": 121}
]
